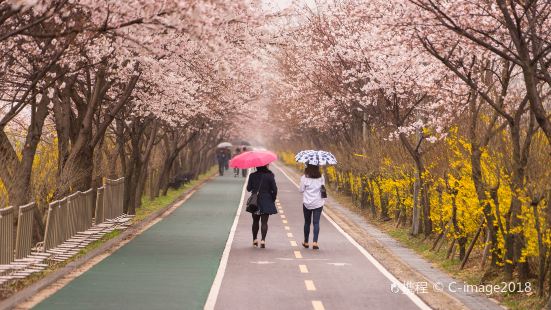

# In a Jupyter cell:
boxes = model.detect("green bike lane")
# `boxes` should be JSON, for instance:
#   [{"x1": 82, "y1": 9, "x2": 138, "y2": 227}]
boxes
[{"x1": 33, "y1": 172, "x2": 246, "y2": 310}]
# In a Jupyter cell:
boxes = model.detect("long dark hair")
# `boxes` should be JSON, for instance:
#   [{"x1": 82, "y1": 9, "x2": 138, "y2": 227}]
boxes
[{"x1": 304, "y1": 164, "x2": 321, "y2": 179}]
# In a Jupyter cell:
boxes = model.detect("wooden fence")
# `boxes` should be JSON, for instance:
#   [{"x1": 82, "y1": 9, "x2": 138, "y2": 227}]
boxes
[
  {"x1": 0, "y1": 206, "x2": 15, "y2": 265},
  {"x1": 0, "y1": 177, "x2": 125, "y2": 261}
]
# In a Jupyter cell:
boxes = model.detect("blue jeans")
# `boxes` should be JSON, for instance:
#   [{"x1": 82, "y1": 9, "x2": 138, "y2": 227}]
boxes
[{"x1": 303, "y1": 205, "x2": 323, "y2": 243}]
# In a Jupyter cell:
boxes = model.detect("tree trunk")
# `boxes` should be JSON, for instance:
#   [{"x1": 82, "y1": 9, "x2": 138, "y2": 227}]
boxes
[
  {"x1": 366, "y1": 179, "x2": 377, "y2": 218},
  {"x1": 411, "y1": 176, "x2": 421, "y2": 236},
  {"x1": 159, "y1": 153, "x2": 178, "y2": 196},
  {"x1": 471, "y1": 147, "x2": 500, "y2": 266},
  {"x1": 0, "y1": 97, "x2": 49, "y2": 208},
  {"x1": 375, "y1": 180, "x2": 390, "y2": 221},
  {"x1": 421, "y1": 181, "x2": 432, "y2": 236},
  {"x1": 60, "y1": 144, "x2": 94, "y2": 193},
  {"x1": 521, "y1": 63, "x2": 551, "y2": 145}
]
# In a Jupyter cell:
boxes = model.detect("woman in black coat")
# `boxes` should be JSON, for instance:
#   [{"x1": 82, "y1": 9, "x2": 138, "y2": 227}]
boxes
[{"x1": 246, "y1": 165, "x2": 278, "y2": 248}]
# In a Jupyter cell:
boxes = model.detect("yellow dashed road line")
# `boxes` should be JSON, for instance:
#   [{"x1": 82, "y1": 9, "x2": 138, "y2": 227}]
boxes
[
  {"x1": 312, "y1": 300, "x2": 325, "y2": 310},
  {"x1": 290, "y1": 240, "x2": 297, "y2": 247},
  {"x1": 284, "y1": 226, "x2": 290, "y2": 230},
  {"x1": 294, "y1": 251, "x2": 303, "y2": 259},
  {"x1": 287, "y1": 232, "x2": 293, "y2": 238},
  {"x1": 299, "y1": 264, "x2": 309, "y2": 273},
  {"x1": 282, "y1": 220, "x2": 288, "y2": 224},
  {"x1": 280, "y1": 215, "x2": 286, "y2": 219},
  {"x1": 305, "y1": 280, "x2": 316, "y2": 291}
]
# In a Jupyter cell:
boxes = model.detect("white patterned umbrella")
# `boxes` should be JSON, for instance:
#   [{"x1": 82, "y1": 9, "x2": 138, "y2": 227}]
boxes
[
  {"x1": 295, "y1": 150, "x2": 337, "y2": 166},
  {"x1": 217, "y1": 142, "x2": 232, "y2": 148}
]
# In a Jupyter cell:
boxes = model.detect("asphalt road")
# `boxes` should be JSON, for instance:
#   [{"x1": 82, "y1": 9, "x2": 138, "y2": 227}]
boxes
[
  {"x1": 211, "y1": 165, "x2": 429, "y2": 310},
  {"x1": 31, "y1": 165, "x2": 431, "y2": 310}
]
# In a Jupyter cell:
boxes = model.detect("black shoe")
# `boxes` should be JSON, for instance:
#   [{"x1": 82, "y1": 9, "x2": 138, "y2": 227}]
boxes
[
  {"x1": 260, "y1": 240, "x2": 266, "y2": 248},
  {"x1": 312, "y1": 243, "x2": 319, "y2": 250},
  {"x1": 302, "y1": 242, "x2": 309, "y2": 248}
]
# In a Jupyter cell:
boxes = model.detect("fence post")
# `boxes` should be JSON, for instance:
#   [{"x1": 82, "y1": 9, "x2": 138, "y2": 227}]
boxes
[
  {"x1": 104, "y1": 180, "x2": 112, "y2": 219},
  {"x1": 15, "y1": 202, "x2": 35, "y2": 259},
  {"x1": 0, "y1": 206, "x2": 15, "y2": 264},
  {"x1": 118, "y1": 178, "x2": 125, "y2": 216},
  {"x1": 66, "y1": 193, "x2": 77, "y2": 239},
  {"x1": 82, "y1": 189, "x2": 94, "y2": 230},
  {"x1": 58, "y1": 198, "x2": 68, "y2": 247},
  {"x1": 95, "y1": 187, "x2": 105, "y2": 225},
  {"x1": 43, "y1": 201, "x2": 56, "y2": 252}
]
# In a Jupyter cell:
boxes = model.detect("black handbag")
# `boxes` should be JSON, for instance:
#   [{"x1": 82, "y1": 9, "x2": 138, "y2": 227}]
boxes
[
  {"x1": 320, "y1": 185, "x2": 327, "y2": 198},
  {"x1": 246, "y1": 175, "x2": 264, "y2": 213}
]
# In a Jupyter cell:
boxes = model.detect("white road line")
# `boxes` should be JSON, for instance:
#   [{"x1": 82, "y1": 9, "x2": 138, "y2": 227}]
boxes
[
  {"x1": 281, "y1": 215, "x2": 286, "y2": 219},
  {"x1": 299, "y1": 264, "x2": 309, "y2": 273},
  {"x1": 282, "y1": 220, "x2": 288, "y2": 224},
  {"x1": 275, "y1": 164, "x2": 431, "y2": 310},
  {"x1": 284, "y1": 226, "x2": 290, "y2": 230},
  {"x1": 312, "y1": 300, "x2": 325, "y2": 310},
  {"x1": 290, "y1": 240, "x2": 298, "y2": 247},
  {"x1": 287, "y1": 232, "x2": 294, "y2": 238},
  {"x1": 204, "y1": 175, "x2": 249, "y2": 310}
]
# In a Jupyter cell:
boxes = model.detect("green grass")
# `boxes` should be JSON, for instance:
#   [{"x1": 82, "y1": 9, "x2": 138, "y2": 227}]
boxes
[
  {"x1": 0, "y1": 167, "x2": 216, "y2": 301},
  {"x1": 134, "y1": 167, "x2": 216, "y2": 223}
]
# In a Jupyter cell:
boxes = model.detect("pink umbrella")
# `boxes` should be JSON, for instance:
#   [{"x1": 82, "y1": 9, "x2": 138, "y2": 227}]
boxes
[{"x1": 229, "y1": 150, "x2": 278, "y2": 169}]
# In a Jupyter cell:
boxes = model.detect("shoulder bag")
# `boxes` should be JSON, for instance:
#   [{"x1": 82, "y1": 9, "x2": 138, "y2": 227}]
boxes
[
  {"x1": 246, "y1": 175, "x2": 264, "y2": 213},
  {"x1": 320, "y1": 185, "x2": 327, "y2": 198},
  {"x1": 320, "y1": 175, "x2": 327, "y2": 198}
]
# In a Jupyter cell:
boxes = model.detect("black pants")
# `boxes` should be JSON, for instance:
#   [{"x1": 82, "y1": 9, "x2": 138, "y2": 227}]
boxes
[
  {"x1": 218, "y1": 162, "x2": 224, "y2": 175},
  {"x1": 304, "y1": 206, "x2": 323, "y2": 243},
  {"x1": 252, "y1": 214, "x2": 269, "y2": 241}
]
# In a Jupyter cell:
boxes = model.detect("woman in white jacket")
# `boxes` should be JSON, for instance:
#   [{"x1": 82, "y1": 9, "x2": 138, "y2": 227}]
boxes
[{"x1": 299, "y1": 164, "x2": 325, "y2": 250}]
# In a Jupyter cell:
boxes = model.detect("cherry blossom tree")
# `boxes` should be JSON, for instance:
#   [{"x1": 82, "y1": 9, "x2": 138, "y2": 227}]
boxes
[
  {"x1": 0, "y1": 0, "x2": 264, "y2": 216},
  {"x1": 408, "y1": 0, "x2": 551, "y2": 145}
]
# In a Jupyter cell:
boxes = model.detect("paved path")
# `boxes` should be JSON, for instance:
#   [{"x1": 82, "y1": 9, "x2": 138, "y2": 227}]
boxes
[
  {"x1": 32, "y1": 165, "x2": 434, "y2": 310},
  {"x1": 211, "y1": 165, "x2": 428, "y2": 310},
  {"x1": 279, "y1": 165, "x2": 503, "y2": 310},
  {"x1": 323, "y1": 193, "x2": 503, "y2": 310},
  {"x1": 34, "y1": 173, "x2": 245, "y2": 310}
]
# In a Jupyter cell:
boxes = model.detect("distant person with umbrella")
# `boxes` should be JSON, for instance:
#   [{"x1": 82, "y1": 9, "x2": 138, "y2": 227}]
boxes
[
  {"x1": 216, "y1": 142, "x2": 232, "y2": 176},
  {"x1": 233, "y1": 147, "x2": 242, "y2": 177},
  {"x1": 295, "y1": 150, "x2": 337, "y2": 250},
  {"x1": 224, "y1": 147, "x2": 231, "y2": 171},
  {"x1": 230, "y1": 150, "x2": 278, "y2": 248},
  {"x1": 216, "y1": 149, "x2": 227, "y2": 176},
  {"x1": 240, "y1": 147, "x2": 248, "y2": 177}
]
